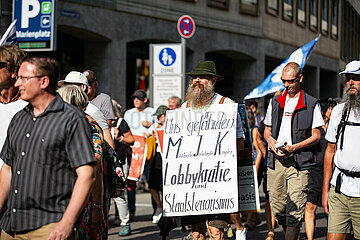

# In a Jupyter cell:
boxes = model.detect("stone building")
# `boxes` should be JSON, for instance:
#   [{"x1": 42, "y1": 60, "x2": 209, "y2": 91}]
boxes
[{"x1": 1, "y1": 0, "x2": 359, "y2": 109}]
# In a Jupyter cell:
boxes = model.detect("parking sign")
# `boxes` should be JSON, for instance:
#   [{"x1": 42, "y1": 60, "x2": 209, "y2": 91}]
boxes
[{"x1": 13, "y1": 0, "x2": 55, "y2": 51}]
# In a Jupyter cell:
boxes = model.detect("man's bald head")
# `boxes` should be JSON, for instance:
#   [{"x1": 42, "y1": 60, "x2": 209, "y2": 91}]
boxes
[{"x1": 283, "y1": 62, "x2": 302, "y2": 77}]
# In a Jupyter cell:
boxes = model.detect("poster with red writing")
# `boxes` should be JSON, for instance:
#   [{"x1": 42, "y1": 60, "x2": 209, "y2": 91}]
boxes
[{"x1": 128, "y1": 135, "x2": 147, "y2": 181}]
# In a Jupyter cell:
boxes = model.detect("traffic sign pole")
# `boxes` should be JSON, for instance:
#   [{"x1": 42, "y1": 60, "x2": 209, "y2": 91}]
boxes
[{"x1": 177, "y1": 15, "x2": 195, "y2": 102}]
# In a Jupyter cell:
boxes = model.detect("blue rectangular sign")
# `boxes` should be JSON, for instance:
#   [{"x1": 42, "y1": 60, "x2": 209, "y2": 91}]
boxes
[{"x1": 13, "y1": 0, "x2": 55, "y2": 51}]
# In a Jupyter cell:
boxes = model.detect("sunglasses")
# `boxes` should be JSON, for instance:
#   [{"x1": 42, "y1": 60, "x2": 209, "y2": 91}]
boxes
[
  {"x1": 345, "y1": 75, "x2": 360, "y2": 82},
  {"x1": 0, "y1": 62, "x2": 7, "y2": 70},
  {"x1": 132, "y1": 97, "x2": 144, "y2": 101},
  {"x1": 281, "y1": 74, "x2": 301, "y2": 84}
]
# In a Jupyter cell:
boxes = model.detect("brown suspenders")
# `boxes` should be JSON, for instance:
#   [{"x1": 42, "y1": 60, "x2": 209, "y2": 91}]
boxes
[{"x1": 186, "y1": 96, "x2": 226, "y2": 108}]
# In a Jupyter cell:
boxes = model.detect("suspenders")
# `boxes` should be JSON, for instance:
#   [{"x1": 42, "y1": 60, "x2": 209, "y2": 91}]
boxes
[{"x1": 186, "y1": 96, "x2": 226, "y2": 108}]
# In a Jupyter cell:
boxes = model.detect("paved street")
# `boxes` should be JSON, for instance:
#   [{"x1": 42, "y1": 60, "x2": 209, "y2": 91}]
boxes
[{"x1": 107, "y1": 183, "x2": 351, "y2": 240}]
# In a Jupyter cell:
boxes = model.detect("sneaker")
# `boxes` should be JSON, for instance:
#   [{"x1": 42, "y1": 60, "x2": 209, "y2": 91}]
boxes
[
  {"x1": 152, "y1": 207, "x2": 162, "y2": 223},
  {"x1": 235, "y1": 228, "x2": 247, "y2": 240},
  {"x1": 183, "y1": 231, "x2": 192, "y2": 240},
  {"x1": 118, "y1": 225, "x2": 131, "y2": 236}
]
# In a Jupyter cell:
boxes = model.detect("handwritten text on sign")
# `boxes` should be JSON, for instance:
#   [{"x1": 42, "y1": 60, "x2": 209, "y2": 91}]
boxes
[{"x1": 162, "y1": 104, "x2": 238, "y2": 217}]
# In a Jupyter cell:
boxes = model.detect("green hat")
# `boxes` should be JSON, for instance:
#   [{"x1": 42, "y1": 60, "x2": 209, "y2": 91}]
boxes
[
  {"x1": 153, "y1": 105, "x2": 169, "y2": 117},
  {"x1": 186, "y1": 61, "x2": 224, "y2": 81}
]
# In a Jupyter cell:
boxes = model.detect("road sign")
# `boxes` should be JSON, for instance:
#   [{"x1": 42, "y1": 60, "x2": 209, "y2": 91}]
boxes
[
  {"x1": 159, "y1": 48, "x2": 176, "y2": 67},
  {"x1": 177, "y1": 15, "x2": 195, "y2": 39},
  {"x1": 153, "y1": 44, "x2": 182, "y2": 75},
  {"x1": 13, "y1": 0, "x2": 55, "y2": 51},
  {"x1": 150, "y1": 43, "x2": 185, "y2": 109}
]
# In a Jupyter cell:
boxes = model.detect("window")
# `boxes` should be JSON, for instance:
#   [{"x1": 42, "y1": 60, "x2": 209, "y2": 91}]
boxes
[
  {"x1": 207, "y1": 0, "x2": 229, "y2": 9},
  {"x1": 240, "y1": 0, "x2": 259, "y2": 16},
  {"x1": 310, "y1": 0, "x2": 318, "y2": 31},
  {"x1": 321, "y1": 0, "x2": 329, "y2": 34},
  {"x1": 267, "y1": 0, "x2": 279, "y2": 16},
  {"x1": 331, "y1": 0, "x2": 338, "y2": 38},
  {"x1": 283, "y1": 0, "x2": 293, "y2": 21},
  {"x1": 297, "y1": 0, "x2": 306, "y2": 26},
  {"x1": 341, "y1": 0, "x2": 360, "y2": 61}
]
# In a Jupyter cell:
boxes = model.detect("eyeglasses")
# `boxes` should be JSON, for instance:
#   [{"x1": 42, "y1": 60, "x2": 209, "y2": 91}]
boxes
[
  {"x1": 281, "y1": 74, "x2": 301, "y2": 84},
  {"x1": 0, "y1": 62, "x2": 7, "y2": 70},
  {"x1": 16, "y1": 75, "x2": 44, "y2": 83}
]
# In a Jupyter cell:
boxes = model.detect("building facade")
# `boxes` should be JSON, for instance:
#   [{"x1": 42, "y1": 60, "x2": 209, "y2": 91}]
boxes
[{"x1": 1, "y1": 0, "x2": 359, "y2": 109}]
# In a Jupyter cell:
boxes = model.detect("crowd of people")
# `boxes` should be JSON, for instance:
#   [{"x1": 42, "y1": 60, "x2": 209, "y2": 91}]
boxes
[{"x1": 0, "y1": 44, "x2": 359, "y2": 240}]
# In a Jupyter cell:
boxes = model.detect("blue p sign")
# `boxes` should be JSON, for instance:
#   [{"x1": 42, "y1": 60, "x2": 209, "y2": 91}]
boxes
[{"x1": 21, "y1": 0, "x2": 41, "y2": 28}]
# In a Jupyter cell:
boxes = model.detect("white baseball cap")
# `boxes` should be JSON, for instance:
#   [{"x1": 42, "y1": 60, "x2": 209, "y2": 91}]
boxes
[
  {"x1": 339, "y1": 60, "x2": 360, "y2": 75},
  {"x1": 58, "y1": 71, "x2": 89, "y2": 86}
]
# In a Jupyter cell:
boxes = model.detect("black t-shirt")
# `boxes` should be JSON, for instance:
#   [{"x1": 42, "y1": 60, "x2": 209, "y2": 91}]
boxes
[{"x1": 113, "y1": 118, "x2": 131, "y2": 162}]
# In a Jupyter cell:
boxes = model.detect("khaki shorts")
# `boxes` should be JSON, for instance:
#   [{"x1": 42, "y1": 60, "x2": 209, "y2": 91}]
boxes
[
  {"x1": 328, "y1": 186, "x2": 360, "y2": 239},
  {"x1": 267, "y1": 158, "x2": 309, "y2": 228},
  {"x1": 1, "y1": 222, "x2": 77, "y2": 240}
]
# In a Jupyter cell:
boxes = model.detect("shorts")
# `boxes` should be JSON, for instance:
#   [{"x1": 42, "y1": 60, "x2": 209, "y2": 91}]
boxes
[
  {"x1": 261, "y1": 167, "x2": 270, "y2": 200},
  {"x1": 149, "y1": 167, "x2": 162, "y2": 191},
  {"x1": 267, "y1": 158, "x2": 309, "y2": 228},
  {"x1": 328, "y1": 186, "x2": 360, "y2": 239},
  {"x1": 307, "y1": 165, "x2": 323, "y2": 206},
  {"x1": 181, "y1": 214, "x2": 230, "y2": 229}
]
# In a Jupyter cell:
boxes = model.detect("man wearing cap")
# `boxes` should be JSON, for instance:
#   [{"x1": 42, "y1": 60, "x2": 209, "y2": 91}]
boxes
[
  {"x1": 145, "y1": 105, "x2": 169, "y2": 224},
  {"x1": 322, "y1": 60, "x2": 360, "y2": 240},
  {"x1": 124, "y1": 89, "x2": 156, "y2": 220},
  {"x1": 0, "y1": 46, "x2": 27, "y2": 172},
  {"x1": 83, "y1": 70, "x2": 115, "y2": 128},
  {"x1": 264, "y1": 62, "x2": 323, "y2": 240},
  {"x1": 58, "y1": 71, "x2": 115, "y2": 149},
  {"x1": 181, "y1": 61, "x2": 246, "y2": 240}
]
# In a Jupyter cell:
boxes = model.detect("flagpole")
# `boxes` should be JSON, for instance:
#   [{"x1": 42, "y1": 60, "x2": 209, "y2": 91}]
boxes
[{"x1": 0, "y1": 19, "x2": 18, "y2": 46}]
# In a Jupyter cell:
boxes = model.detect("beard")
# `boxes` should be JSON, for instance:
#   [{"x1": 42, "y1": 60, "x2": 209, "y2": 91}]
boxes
[
  {"x1": 342, "y1": 87, "x2": 360, "y2": 116},
  {"x1": 185, "y1": 80, "x2": 214, "y2": 109}
]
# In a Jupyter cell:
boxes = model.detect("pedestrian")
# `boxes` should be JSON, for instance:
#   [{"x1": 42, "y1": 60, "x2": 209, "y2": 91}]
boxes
[
  {"x1": 322, "y1": 60, "x2": 360, "y2": 240},
  {"x1": 58, "y1": 71, "x2": 115, "y2": 149},
  {"x1": 144, "y1": 105, "x2": 169, "y2": 224},
  {"x1": 112, "y1": 99, "x2": 134, "y2": 236},
  {"x1": 83, "y1": 70, "x2": 115, "y2": 128},
  {"x1": 264, "y1": 62, "x2": 324, "y2": 240},
  {"x1": 181, "y1": 60, "x2": 247, "y2": 240},
  {"x1": 57, "y1": 85, "x2": 108, "y2": 239},
  {"x1": 0, "y1": 56, "x2": 96, "y2": 239},
  {"x1": 304, "y1": 98, "x2": 336, "y2": 240},
  {"x1": 168, "y1": 96, "x2": 181, "y2": 110},
  {"x1": 0, "y1": 45, "x2": 27, "y2": 171},
  {"x1": 245, "y1": 100, "x2": 263, "y2": 127},
  {"x1": 124, "y1": 89, "x2": 156, "y2": 220},
  {"x1": 244, "y1": 107, "x2": 262, "y2": 231}
]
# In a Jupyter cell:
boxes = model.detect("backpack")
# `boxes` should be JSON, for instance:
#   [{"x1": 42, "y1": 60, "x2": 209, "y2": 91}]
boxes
[
  {"x1": 335, "y1": 105, "x2": 360, "y2": 150},
  {"x1": 104, "y1": 141, "x2": 126, "y2": 198}
]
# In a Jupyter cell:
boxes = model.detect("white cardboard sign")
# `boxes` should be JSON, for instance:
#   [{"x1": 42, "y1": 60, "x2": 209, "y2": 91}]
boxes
[{"x1": 162, "y1": 104, "x2": 239, "y2": 217}]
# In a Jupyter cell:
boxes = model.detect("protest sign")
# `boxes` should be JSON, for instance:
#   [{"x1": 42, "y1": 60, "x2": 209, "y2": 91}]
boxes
[
  {"x1": 128, "y1": 135, "x2": 147, "y2": 181},
  {"x1": 156, "y1": 129, "x2": 164, "y2": 154},
  {"x1": 162, "y1": 104, "x2": 238, "y2": 217},
  {"x1": 237, "y1": 104, "x2": 261, "y2": 212}
]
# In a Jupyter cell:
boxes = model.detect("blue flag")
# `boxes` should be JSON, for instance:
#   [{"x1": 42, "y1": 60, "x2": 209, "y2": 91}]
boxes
[
  {"x1": 0, "y1": 20, "x2": 18, "y2": 46},
  {"x1": 244, "y1": 35, "x2": 320, "y2": 100}
]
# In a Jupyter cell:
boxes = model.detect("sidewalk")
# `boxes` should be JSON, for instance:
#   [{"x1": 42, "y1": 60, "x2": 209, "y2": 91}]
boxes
[{"x1": 108, "y1": 188, "x2": 331, "y2": 240}]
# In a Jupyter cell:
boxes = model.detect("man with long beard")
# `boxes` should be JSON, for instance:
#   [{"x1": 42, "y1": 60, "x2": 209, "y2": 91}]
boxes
[
  {"x1": 322, "y1": 60, "x2": 360, "y2": 240},
  {"x1": 181, "y1": 61, "x2": 247, "y2": 240}
]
